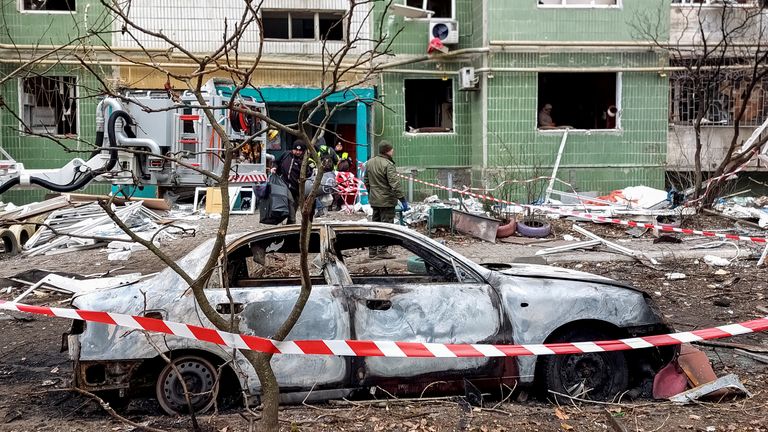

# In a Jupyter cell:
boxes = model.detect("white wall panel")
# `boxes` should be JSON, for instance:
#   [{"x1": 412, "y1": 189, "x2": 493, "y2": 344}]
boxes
[{"x1": 113, "y1": 0, "x2": 371, "y2": 56}]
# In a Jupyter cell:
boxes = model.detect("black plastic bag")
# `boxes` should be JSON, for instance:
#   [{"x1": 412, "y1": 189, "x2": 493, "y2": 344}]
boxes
[{"x1": 259, "y1": 175, "x2": 290, "y2": 224}]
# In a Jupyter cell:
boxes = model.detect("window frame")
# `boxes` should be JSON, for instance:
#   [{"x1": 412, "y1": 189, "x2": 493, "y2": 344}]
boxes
[
  {"x1": 17, "y1": 0, "x2": 76, "y2": 14},
  {"x1": 404, "y1": 0, "x2": 456, "y2": 20},
  {"x1": 537, "y1": 0, "x2": 622, "y2": 9},
  {"x1": 261, "y1": 10, "x2": 346, "y2": 42},
  {"x1": 536, "y1": 72, "x2": 623, "y2": 133},
  {"x1": 18, "y1": 75, "x2": 79, "y2": 137},
  {"x1": 331, "y1": 228, "x2": 483, "y2": 284},
  {"x1": 403, "y1": 77, "x2": 456, "y2": 135},
  {"x1": 671, "y1": 0, "x2": 763, "y2": 7}
]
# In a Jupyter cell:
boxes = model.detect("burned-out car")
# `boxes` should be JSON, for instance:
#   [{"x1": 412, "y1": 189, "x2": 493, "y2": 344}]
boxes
[{"x1": 66, "y1": 222, "x2": 675, "y2": 414}]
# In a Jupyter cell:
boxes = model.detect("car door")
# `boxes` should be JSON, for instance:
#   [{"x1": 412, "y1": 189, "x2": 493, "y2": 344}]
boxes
[
  {"x1": 205, "y1": 227, "x2": 351, "y2": 394},
  {"x1": 331, "y1": 226, "x2": 511, "y2": 394}
]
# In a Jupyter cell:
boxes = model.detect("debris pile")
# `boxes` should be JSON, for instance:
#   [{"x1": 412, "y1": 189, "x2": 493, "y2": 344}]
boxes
[
  {"x1": 714, "y1": 195, "x2": 768, "y2": 228},
  {"x1": 0, "y1": 194, "x2": 195, "y2": 258}
]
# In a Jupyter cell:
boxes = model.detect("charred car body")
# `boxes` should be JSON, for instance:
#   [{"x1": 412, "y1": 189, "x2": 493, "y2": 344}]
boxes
[{"x1": 65, "y1": 222, "x2": 675, "y2": 414}]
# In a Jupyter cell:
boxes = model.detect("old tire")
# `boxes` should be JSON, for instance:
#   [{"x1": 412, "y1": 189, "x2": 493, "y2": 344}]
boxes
[
  {"x1": 496, "y1": 219, "x2": 517, "y2": 239},
  {"x1": 156, "y1": 355, "x2": 218, "y2": 415},
  {"x1": 0, "y1": 229, "x2": 20, "y2": 255},
  {"x1": 516, "y1": 220, "x2": 552, "y2": 238},
  {"x1": 540, "y1": 328, "x2": 628, "y2": 402}
]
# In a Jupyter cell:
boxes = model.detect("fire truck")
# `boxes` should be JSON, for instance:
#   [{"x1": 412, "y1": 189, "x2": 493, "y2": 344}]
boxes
[{"x1": 0, "y1": 78, "x2": 271, "y2": 197}]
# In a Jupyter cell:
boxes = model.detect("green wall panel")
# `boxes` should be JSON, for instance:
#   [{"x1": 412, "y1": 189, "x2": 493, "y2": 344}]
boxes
[
  {"x1": 376, "y1": 70, "x2": 474, "y2": 169},
  {"x1": 488, "y1": 0, "x2": 669, "y2": 42},
  {"x1": 1, "y1": 64, "x2": 109, "y2": 204},
  {"x1": 0, "y1": 1, "x2": 108, "y2": 45},
  {"x1": 374, "y1": 0, "x2": 476, "y2": 54}
]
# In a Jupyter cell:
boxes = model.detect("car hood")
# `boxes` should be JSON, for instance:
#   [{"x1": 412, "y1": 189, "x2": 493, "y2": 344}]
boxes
[{"x1": 487, "y1": 263, "x2": 634, "y2": 289}]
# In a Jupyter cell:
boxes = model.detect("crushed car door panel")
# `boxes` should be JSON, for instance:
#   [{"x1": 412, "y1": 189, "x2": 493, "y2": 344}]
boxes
[
  {"x1": 217, "y1": 228, "x2": 351, "y2": 391},
  {"x1": 331, "y1": 228, "x2": 507, "y2": 383}
]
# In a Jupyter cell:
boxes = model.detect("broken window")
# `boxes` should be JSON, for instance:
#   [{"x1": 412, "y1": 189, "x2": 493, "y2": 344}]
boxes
[
  {"x1": 333, "y1": 231, "x2": 471, "y2": 283},
  {"x1": 223, "y1": 233, "x2": 324, "y2": 288},
  {"x1": 538, "y1": 0, "x2": 619, "y2": 6},
  {"x1": 20, "y1": 76, "x2": 78, "y2": 136},
  {"x1": 406, "y1": 0, "x2": 453, "y2": 18},
  {"x1": 537, "y1": 73, "x2": 618, "y2": 130},
  {"x1": 404, "y1": 79, "x2": 454, "y2": 133},
  {"x1": 21, "y1": 0, "x2": 75, "y2": 11},
  {"x1": 262, "y1": 10, "x2": 345, "y2": 41},
  {"x1": 669, "y1": 70, "x2": 768, "y2": 127},
  {"x1": 318, "y1": 12, "x2": 344, "y2": 40}
]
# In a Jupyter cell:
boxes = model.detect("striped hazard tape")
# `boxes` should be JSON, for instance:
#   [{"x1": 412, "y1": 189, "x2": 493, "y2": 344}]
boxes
[
  {"x1": 399, "y1": 174, "x2": 768, "y2": 245},
  {"x1": 1, "y1": 300, "x2": 766, "y2": 357}
]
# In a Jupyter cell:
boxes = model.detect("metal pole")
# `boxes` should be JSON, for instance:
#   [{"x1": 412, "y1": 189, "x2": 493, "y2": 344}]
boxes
[
  {"x1": 447, "y1": 173, "x2": 453, "y2": 200},
  {"x1": 408, "y1": 177, "x2": 414, "y2": 202},
  {"x1": 545, "y1": 129, "x2": 569, "y2": 204}
]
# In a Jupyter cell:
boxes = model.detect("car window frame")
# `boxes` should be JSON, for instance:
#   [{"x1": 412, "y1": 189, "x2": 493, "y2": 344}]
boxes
[
  {"x1": 207, "y1": 228, "x2": 332, "y2": 289},
  {"x1": 330, "y1": 226, "x2": 483, "y2": 284}
]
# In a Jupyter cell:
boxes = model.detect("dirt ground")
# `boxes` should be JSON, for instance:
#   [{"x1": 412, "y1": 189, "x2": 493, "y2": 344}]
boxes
[{"x1": 1, "y1": 212, "x2": 767, "y2": 431}]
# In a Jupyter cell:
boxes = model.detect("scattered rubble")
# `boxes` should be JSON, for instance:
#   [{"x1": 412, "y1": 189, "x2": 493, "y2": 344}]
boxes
[{"x1": 0, "y1": 194, "x2": 197, "y2": 258}]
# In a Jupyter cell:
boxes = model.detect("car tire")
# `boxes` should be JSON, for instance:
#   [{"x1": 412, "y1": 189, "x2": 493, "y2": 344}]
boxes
[
  {"x1": 156, "y1": 355, "x2": 218, "y2": 415},
  {"x1": 496, "y1": 219, "x2": 517, "y2": 239},
  {"x1": 540, "y1": 328, "x2": 628, "y2": 402},
  {"x1": 516, "y1": 220, "x2": 552, "y2": 238}
]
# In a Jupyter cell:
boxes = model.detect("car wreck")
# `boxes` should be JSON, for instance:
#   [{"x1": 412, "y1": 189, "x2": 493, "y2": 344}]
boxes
[{"x1": 64, "y1": 222, "x2": 676, "y2": 414}]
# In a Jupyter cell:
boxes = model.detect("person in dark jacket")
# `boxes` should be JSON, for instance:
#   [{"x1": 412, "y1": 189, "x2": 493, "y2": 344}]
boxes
[
  {"x1": 275, "y1": 140, "x2": 313, "y2": 224},
  {"x1": 364, "y1": 141, "x2": 409, "y2": 259}
]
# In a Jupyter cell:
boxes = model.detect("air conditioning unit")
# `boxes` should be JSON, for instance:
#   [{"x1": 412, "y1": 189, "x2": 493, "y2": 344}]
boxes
[
  {"x1": 429, "y1": 19, "x2": 459, "y2": 45},
  {"x1": 458, "y1": 67, "x2": 478, "y2": 91}
]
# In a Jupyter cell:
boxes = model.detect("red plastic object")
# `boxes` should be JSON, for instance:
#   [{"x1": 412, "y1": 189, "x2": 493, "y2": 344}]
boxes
[
  {"x1": 427, "y1": 37, "x2": 448, "y2": 54},
  {"x1": 653, "y1": 360, "x2": 689, "y2": 399}
]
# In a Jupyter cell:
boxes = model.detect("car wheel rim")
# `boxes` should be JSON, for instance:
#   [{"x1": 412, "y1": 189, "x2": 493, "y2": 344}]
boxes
[
  {"x1": 159, "y1": 357, "x2": 216, "y2": 414},
  {"x1": 561, "y1": 354, "x2": 610, "y2": 398}
]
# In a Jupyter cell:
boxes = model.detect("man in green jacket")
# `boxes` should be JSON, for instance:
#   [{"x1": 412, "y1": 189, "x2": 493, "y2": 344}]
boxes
[{"x1": 364, "y1": 141, "x2": 409, "y2": 259}]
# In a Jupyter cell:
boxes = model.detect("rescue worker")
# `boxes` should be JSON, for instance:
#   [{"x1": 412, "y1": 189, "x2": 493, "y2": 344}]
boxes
[
  {"x1": 315, "y1": 137, "x2": 338, "y2": 173},
  {"x1": 335, "y1": 142, "x2": 353, "y2": 172},
  {"x1": 364, "y1": 141, "x2": 409, "y2": 259},
  {"x1": 275, "y1": 140, "x2": 313, "y2": 224}
]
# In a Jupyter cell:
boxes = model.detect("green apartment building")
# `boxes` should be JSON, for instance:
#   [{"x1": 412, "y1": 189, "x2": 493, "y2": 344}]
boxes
[
  {"x1": 0, "y1": 0, "x2": 109, "y2": 203},
  {"x1": 376, "y1": 0, "x2": 670, "y2": 200},
  {"x1": 1, "y1": 0, "x2": 673, "y2": 204}
]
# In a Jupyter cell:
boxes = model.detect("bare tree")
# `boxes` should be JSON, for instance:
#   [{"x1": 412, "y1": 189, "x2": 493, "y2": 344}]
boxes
[
  {"x1": 1, "y1": 0, "x2": 397, "y2": 429},
  {"x1": 633, "y1": 1, "x2": 768, "y2": 207}
]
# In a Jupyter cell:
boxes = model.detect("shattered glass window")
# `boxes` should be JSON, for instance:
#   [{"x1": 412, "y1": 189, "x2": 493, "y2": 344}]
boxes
[
  {"x1": 20, "y1": 76, "x2": 78, "y2": 136},
  {"x1": 669, "y1": 70, "x2": 768, "y2": 127}
]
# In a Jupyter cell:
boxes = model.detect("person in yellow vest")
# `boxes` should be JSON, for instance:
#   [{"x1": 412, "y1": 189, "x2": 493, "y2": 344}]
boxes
[{"x1": 335, "y1": 142, "x2": 353, "y2": 172}]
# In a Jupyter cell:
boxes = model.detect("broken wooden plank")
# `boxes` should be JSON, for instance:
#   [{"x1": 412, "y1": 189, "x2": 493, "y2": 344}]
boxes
[{"x1": 63, "y1": 193, "x2": 170, "y2": 211}]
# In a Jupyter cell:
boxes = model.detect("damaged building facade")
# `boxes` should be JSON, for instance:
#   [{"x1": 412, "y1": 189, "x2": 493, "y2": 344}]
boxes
[
  {"x1": 0, "y1": 0, "x2": 375, "y2": 203},
  {"x1": 666, "y1": 1, "x2": 768, "y2": 174},
  {"x1": 374, "y1": 1, "x2": 671, "y2": 198},
  {"x1": 0, "y1": 0, "x2": 109, "y2": 204},
  {"x1": 3, "y1": 1, "x2": 768, "y2": 204}
]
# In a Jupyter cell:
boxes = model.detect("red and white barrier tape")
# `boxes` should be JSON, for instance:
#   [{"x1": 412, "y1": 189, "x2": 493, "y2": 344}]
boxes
[
  {"x1": 1, "y1": 300, "x2": 766, "y2": 357},
  {"x1": 399, "y1": 174, "x2": 768, "y2": 245}
]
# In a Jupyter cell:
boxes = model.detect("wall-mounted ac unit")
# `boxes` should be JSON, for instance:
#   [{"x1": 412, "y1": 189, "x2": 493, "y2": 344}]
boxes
[
  {"x1": 458, "y1": 67, "x2": 478, "y2": 91},
  {"x1": 429, "y1": 19, "x2": 459, "y2": 45}
]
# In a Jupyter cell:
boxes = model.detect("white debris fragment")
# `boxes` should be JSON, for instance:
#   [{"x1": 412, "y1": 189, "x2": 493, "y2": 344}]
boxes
[
  {"x1": 563, "y1": 235, "x2": 578, "y2": 241},
  {"x1": 108, "y1": 250, "x2": 132, "y2": 261},
  {"x1": 703, "y1": 255, "x2": 730, "y2": 267},
  {"x1": 665, "y1": 272, "x2": 687, "y2": 280}
]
